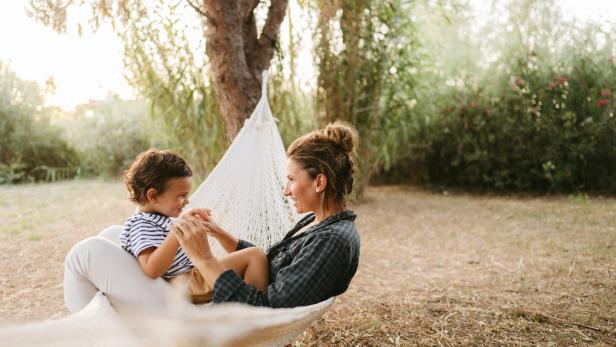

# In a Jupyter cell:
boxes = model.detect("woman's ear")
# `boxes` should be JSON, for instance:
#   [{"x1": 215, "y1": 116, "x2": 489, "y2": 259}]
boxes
[
  {"x1": 315, "y1": 174, "x2": 327, "y2": 193},
  {"x1": 146, "y1": 188, "x2": 158, "y2": 202}
]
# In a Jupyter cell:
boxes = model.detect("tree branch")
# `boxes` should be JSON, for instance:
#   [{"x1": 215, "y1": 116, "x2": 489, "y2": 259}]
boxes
[
  {"x1": 259, "y1": 0, "x2": 287, "y2": 43},
  {"x1": 241, "y1": 0, "x2": 261, "y2": 19},
  {"x1": 186, "y1": 0, "x2": 207, "y2": 18},
  {"x1": 254, "y1": 0, "x2": 288, "y2": 71},
  {"x1": 239, "y1": 0, "x2": 260, "y2": 77}
]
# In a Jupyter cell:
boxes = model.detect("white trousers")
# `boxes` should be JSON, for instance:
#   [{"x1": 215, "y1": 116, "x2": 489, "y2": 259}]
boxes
[{"x1": 63, "y1": 225, "x2": 176, "y2": 312}]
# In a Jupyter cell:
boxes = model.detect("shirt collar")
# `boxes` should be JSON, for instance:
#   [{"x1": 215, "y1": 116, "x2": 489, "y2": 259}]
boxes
[
  {"x1": 290, "y1": 210, "x2": 357, "y2": 237},
  {"x1": 308, "y1": 210, "x2": 356, "y2": 232},
  {"x1": 135, "y1": 211, "x2": 172, "y2": 230}
]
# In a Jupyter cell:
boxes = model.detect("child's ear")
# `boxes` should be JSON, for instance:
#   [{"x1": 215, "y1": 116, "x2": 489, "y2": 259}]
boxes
[{"x1": 146, "y1": 188, "x2": 158, "y2": 202}]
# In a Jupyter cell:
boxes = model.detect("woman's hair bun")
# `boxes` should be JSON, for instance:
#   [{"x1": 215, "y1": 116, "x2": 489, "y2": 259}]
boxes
[{"x1": 323, "y1": 121, "x2": 359, "y2": 154}]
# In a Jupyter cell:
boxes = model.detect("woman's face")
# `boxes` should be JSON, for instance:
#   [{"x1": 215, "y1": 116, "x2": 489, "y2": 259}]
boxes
[{"x1": 283, "y1": 158, "x2": 320, "y2": 214}]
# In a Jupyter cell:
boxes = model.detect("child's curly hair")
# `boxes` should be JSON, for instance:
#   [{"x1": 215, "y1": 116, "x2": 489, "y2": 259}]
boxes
[{"x1": 123, "y1": 149, "x2": 192, "y2": 205}]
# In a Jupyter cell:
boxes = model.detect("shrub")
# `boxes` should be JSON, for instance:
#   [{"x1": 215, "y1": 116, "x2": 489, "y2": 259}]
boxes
[
  {"x1": 0, "y1": 63, "x2": 79, "y2": 183},
  {"x1": 61, "y1": 96, "x2": 157, "y2": 178},
  {"x1": 421, "y1": 40, "x2": 616, "y2": 192}
]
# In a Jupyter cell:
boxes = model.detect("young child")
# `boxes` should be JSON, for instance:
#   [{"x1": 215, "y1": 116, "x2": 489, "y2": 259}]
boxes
[{"x1": 120, "y1": 149, "x2": 268, "y2": 304}]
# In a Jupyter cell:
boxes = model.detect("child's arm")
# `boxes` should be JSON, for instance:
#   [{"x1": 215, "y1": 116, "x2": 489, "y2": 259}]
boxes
[
  {"x1": 137, "y1": 231, "x2": 180, "y2": 279},
  {"x1": 201, "y1": 220, "x2": 239, "y2": 253}
]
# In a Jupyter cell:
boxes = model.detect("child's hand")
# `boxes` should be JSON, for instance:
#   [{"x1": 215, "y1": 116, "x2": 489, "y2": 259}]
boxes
[{"x1": 181, "y1": 208, "x2": 212, "y2": 222}]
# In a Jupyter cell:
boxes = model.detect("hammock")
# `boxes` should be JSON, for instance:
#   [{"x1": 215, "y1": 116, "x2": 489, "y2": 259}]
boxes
[
  {"x1": 0, "y1": 71, "x2": 334, "y2": 346},
  {"x1": 185, "y1": 70, "x2": 299, "y2": 257},
  {"x1": 0, "y1": 292, "x2": 334, "y2": 347}
]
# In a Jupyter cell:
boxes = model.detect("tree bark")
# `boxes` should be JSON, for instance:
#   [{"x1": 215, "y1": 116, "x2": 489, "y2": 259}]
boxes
[{"x1": 202, "y1": 0, "x2": 288, "y2": 141}]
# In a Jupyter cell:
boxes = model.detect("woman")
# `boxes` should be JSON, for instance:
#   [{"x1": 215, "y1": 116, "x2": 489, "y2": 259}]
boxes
[{"x1": 63, "y1": 121, "x2": 360, "y2": 311}]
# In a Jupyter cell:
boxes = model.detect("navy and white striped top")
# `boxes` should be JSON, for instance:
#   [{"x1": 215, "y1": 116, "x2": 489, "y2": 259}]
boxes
[{"x1": 120, "y1": 211, "x2": 193, "y2": 279}]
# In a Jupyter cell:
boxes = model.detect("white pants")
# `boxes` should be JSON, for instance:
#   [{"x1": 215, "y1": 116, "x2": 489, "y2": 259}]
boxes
[{"x1": 63, "y1": 225, "x2": 176, "y2": 312}]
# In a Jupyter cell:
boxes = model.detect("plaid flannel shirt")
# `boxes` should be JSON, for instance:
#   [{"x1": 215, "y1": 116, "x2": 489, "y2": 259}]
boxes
[{"x1": 211, "y1": 211, "x2": 360, "y2": 307}]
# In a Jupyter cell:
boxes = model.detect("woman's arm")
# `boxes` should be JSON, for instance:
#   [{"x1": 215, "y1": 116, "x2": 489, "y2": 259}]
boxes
[{"x1": 136, "y1": 231, "x2": 180, "y2": 279}]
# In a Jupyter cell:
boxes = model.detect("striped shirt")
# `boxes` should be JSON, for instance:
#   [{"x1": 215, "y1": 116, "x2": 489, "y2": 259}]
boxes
[{"x1": 120, "y1": 211, "x2": 192, "y2": 279}]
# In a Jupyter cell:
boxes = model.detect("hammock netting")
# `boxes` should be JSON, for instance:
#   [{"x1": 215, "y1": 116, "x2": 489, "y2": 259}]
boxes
[{"x1": 185, "y1": 70, "x2": 299, "y2": 257}]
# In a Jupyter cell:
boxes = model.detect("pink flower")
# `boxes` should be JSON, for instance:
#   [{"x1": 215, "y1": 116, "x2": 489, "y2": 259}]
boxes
[
  {"x1": 598, "y1": 98, "x2": 609, "y2": 109},
  {"x1": 559, "y1": 75, "x2": 568, "y2": 85},
  {"x1": 550, "y1": 82, "x2": 557, "y2": 91},
  {"x1": 601, "y1": 89, "x2": 611, "y2": 97}
]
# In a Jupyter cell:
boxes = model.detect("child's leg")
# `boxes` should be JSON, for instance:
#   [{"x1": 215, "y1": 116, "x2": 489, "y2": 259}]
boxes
[
  {"x1": 173, "y1": 247, "x2": 269, "y2": 301},
  {"x1": 218, "y1": 247, "x2": 269, "y2": 292}
]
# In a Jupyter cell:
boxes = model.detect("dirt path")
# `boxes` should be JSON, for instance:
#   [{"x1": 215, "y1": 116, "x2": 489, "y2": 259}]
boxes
[{"x1": 1, "y1": 181, "x2": 615, "y2": 345}]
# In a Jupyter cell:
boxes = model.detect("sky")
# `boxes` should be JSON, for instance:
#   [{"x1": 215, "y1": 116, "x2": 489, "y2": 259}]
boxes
[
  {"x1": 0, "y1": 1, "x2": 134, "y2": 110},
  {"x1": 1, "y1": 0, "x2": 615, "y2": 111}
]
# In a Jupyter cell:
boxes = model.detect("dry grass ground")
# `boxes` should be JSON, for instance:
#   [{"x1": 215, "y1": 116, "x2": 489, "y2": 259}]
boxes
[{"x1": 1, "y1": 180, "x2": 615, "y2": 346}]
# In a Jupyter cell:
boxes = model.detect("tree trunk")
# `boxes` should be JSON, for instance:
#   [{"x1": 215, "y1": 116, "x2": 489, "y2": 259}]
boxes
[{"x1": 201, "y1": 0, "x2": 288, "y2": 141}]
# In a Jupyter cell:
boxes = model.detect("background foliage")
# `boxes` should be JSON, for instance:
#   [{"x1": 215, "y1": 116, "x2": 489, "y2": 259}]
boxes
[
  {"x1": 311, "y1": 0, "x2": 422, "y2": 194},
  {"x1": 3, "y1": 0, "x2": 616, "y2": 194},
  {"x1": 409, "y1": 0, "x2": 616, "y2": 193},
  {"x1": 59, "y1": 96, "x2": 158, "y2": 178},
  {"x1": 0, "y1": 63, "x2": 78, "y2": 183}
]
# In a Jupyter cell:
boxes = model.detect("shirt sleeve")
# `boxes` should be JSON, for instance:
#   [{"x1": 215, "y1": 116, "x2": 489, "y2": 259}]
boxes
[
  {"x1": 236, "y1": 239, "x2": 255, "y2": 251},
  {"x1": 212, "y1": 233, "x2": 349, "y2": 307},
  {"x1": 129, "y1": 222, "x2": 165, "y2": 257}
]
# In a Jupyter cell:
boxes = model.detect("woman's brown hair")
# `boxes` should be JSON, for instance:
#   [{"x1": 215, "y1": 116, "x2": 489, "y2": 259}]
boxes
[
  {"x1": 286, "y1": 121, "x2": 359, "y2": 208},
  {"x1": 123, "y1": 149, "x2": 192, "y2": 205}
]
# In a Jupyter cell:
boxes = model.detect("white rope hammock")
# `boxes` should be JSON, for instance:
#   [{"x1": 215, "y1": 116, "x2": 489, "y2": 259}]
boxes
[
  {"x1": 0, "y1": 71, "x2": 334, "y2": 346},
  {"x1": 0, "y1": 292, "x2": 334, "y2": 347},
  {"x1": 186, "y1": 70, "x2": 299, "y2": 257}
]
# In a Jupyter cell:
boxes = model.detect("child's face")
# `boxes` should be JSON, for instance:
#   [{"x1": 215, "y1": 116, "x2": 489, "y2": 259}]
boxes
[{"x1": 150, "y1": 176, "x2": 192, "y2": 218}]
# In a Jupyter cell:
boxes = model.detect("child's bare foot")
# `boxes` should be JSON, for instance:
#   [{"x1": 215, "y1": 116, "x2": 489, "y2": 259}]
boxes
[{"x1": 169, "y1": 268, "x2": 213, "y2": 304}]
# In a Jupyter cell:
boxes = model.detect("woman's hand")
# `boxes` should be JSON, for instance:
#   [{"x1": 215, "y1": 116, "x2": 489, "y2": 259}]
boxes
[
  {"x1": 174, "y1": 216, "x2": 215, "y2": 261},
  {"x1": 174, "y1": 215, "x2": 226, "y2": 290}
]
